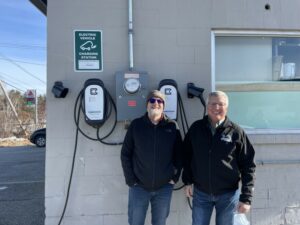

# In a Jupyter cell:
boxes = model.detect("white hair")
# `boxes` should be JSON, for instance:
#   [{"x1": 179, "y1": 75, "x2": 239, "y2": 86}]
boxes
[{"x1": 207, "y1": 91, "x2": 229, "y2": 106}]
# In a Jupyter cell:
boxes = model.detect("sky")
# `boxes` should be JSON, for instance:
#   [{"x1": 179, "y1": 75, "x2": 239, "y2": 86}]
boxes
[{"x1": 0, "y1": 1, "x2": 46, "y2": 96}]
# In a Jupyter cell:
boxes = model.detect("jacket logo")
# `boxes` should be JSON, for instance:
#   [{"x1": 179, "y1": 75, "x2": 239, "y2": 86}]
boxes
[
  {"x1": 221, "y1": 134, "x2": 232, "y2": 143},
  {"x1": 165, "y1": 129, "x2": 172, "y2": 133}
]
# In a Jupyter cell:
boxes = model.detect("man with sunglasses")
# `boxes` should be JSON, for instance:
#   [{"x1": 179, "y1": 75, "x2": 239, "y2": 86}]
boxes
[
  {"x1": 121, "y1": 90, "x2": 183, "y2": 225},
  {"x1": 183, "y1": 91, "x2": 256, "y2": 225}
]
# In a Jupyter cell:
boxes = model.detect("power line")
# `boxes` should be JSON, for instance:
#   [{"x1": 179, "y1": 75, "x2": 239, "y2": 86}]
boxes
[
  {"x1": 0, "y1": 75, "x2": 31, "y2": 92},
  {"x1": 0, "y1": 72, "x2": 45, "y2": 95},
  {"x1": 0, "y1": 78, "x2": 45, "y2": 95},
  {"x1": 0, "y1": 80, "x2": 25, "y2": 93},
  {"x1": 0, "y1": 42, "x2": 46, "y2": 50},
  {"x1": 0, "y1": 72, "x2": 37, "y2": 89},
  {"x1": 0, "y1": 57, "x2": 46, "y2": 66},
  {"x1": 0, "y1": 52, "x2": 46, "y2": 85}
]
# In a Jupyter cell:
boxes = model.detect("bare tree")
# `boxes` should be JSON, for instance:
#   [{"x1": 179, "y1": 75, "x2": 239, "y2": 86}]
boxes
[{"x1": 0, "y1": 88, "x2": 46, "y2": 138}]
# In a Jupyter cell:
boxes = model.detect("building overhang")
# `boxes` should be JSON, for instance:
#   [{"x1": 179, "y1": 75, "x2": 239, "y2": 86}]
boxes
[{"x1": 29, "y1": 0, "x2": 47, "y2": 16}]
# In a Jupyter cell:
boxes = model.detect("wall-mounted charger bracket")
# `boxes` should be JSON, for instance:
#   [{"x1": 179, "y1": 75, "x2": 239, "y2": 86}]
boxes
[
  {"x1": 52, "y1": 81, "x2": 69, "y2": 98},
  {"x1": 187, "y1": 83, "x2": 206, "y2": 116}
]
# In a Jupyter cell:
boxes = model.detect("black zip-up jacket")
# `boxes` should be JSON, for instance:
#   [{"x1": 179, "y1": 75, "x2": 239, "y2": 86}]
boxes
[
  {"x1": 121, "y1": 113, "x2": 183, "y2": 191},
  {"x1": 183, "y1": 116, "x2": 256, "y2": 204}
]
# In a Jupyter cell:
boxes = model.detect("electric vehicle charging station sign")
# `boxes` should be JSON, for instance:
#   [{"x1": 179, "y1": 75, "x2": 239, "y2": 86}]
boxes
[{"x1": 74, "y1": 30, "x2": 103, "y2": 71}]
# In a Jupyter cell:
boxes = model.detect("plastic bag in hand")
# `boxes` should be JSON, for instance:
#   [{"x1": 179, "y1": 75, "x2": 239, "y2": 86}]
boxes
[{"x1": 234, "y1": 213, "x2": 250, "y2": 225}]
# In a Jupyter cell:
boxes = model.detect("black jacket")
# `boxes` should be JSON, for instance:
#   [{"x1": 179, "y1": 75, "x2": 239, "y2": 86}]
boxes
[
  {"x1": 183, "y1": 116, "x2": 256, "y2": 204},
  {"x1": 121, "y1": 113, "x2": 183, "y2": 191}
]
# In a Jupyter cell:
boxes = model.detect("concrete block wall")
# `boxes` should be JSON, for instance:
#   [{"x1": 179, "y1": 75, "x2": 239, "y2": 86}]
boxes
[
  {"x1": 248, "y1": 136, "x2": 300, "y2": 225},
  {"x1": 46, "y1": 0, "x2": 300, "y2": 224}
]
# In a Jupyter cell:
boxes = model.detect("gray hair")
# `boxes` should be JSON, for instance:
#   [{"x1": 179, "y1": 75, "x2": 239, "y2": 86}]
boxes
[{"x1": 207, "y1": 91, "x2": 229, "y2": 106}]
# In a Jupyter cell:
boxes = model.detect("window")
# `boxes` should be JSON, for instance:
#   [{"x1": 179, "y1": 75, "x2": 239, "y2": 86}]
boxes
[{"x1": 214, "y1": 31, "x2": 300, "y2": 130}]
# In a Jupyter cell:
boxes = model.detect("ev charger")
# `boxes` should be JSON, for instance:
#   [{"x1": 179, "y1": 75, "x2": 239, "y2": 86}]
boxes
[
  {"x1": 159, "y1": 79, "x2": 178, "y2": 120},
  {"x1": 83, "y1": 79, "x2": 106, "y2": 126}
]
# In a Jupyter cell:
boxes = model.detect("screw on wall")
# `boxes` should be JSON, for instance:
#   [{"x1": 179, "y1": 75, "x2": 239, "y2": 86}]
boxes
[{"x1": 265, "y1": 3, "x2": 271, "y2": 10}]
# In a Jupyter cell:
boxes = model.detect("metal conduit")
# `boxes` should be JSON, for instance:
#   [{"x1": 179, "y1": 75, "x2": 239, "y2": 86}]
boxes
[{"x1": 128, "y1": 0, "x2": 134, "y2": 70}]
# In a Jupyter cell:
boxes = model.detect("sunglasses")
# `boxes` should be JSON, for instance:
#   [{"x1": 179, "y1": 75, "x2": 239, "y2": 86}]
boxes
[{"x1": 148, "y1": 98, "x2": 164, "y2": 104}]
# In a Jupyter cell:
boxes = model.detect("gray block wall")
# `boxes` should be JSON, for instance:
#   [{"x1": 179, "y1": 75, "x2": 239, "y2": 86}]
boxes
[{"x1": 46, "y1": 0, "x2": 300, "y2": 224}]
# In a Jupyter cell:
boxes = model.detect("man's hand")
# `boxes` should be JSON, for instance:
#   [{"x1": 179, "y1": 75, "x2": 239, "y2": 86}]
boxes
[
  {"x1": 237, "y1": 202, "x2": 251, "y2": 213},
  {"x1": 184, "y1": 185, "x2": 193, "y2": 198}
]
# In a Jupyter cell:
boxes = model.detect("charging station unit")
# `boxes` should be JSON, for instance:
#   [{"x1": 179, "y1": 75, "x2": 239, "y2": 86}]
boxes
[
  {"x1": 116, "y1": 71, "x2": 149, "y2": 121},
  {"x1": 159, "y1": 79, "x2": 178, "y2": 120},
  {"x1": 83, "y1": 79, "x2": 106, "y2": 127}
]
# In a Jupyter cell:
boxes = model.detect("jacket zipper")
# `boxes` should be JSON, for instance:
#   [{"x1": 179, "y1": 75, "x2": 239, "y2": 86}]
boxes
[
  {"x1": 208, "y1": 131, "x2": 214, "y2": 195},
  {"x1": 152, "y1": 126, "x2": 157, "y2": 188},
  {"x1": 208, "y1": 148, "x2": 212, "y2": 194}
]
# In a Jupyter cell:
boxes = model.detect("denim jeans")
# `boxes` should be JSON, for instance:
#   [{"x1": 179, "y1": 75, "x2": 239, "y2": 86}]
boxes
[
  {"x1": 192, "y1": 187, "x2": 239, "y2": 225},
  {"x1": 128, "y1": 183, "x2": 174, "y2": 225}
]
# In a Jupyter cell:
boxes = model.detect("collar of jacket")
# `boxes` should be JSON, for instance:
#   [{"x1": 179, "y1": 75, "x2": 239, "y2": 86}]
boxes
[{"x1": 204, "y1": 115, "x2": 234, "y2": 132}]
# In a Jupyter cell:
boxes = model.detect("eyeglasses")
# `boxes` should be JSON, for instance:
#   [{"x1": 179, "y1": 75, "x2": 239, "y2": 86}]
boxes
[
  {"x1": 148, "y1": 98, "x2": 164, "y2": 104},
  {"x1": 208, "y1": 102, "x2": 226, "y2": 107}
]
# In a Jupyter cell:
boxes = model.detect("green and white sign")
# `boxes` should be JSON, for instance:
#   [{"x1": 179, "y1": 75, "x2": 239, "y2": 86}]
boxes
[{"x1": 74, "y1": 30, "x2": 103, "y2": 71}]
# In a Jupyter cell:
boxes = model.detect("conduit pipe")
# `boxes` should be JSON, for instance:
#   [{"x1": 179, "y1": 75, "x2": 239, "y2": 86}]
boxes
[{"x1": 128, "y1": 0, "x2": 134, "y2": 70}]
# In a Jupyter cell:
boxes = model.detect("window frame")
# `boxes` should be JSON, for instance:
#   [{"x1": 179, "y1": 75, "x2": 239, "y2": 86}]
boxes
[{"x1": 211, "y1": 30, "x2": 300, "y2": 135}]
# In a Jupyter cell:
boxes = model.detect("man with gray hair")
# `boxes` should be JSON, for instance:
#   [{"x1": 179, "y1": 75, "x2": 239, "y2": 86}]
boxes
[
  {"x1": 183, "y1": 91, "x2": 256, "y2": 225},
  {"x1": 121, "y1": 90, "x2": 183, "y2": 225}
]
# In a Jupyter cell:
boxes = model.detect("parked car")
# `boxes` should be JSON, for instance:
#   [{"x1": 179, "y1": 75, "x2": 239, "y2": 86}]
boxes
[{"x1": 29, "y1": 128, "x2": 46, "y2": 147}]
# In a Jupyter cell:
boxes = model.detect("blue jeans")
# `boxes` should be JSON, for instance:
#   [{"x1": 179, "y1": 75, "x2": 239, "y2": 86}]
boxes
[
  {"x1": 192, "y1": 188, "x2": 239, "y2": 225},
  {"x1": 128, "y1": 183, "x2": 174, "y2": 225}
]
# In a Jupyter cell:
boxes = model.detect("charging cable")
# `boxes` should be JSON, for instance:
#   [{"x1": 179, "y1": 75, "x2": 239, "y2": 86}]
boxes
[{"x1": 57, "y1": 82, "x2": 123, "y2": 225}]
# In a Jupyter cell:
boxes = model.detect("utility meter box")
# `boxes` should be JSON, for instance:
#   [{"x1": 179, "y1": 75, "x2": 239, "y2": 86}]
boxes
[{"x1": 116, "y1": 71, "x2": 149, "y2": 121}]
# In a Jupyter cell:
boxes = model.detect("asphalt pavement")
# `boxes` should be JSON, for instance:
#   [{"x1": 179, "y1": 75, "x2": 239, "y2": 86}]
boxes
[{"x1": 0, "y1": 146, "x2": 45, "y2": 225}]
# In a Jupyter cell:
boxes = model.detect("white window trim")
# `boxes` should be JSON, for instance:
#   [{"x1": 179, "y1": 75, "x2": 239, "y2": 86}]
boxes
[{"x1": 211, "y1": 29, "x2": 300, "y2": 135}]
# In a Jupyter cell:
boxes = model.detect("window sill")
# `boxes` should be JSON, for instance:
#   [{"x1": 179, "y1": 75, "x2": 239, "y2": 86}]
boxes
[
  {"x1": 246, "y1": 129, "x2": 300, "y2": 144},
  {"x1": 216, "y1": 81, "x2": 300, "y2": 92}
]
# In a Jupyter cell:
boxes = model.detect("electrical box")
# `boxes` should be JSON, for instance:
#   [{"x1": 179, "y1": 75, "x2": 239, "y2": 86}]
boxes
[{"x1": 116, "y1": 71, "x2": 149, "y2": 121}]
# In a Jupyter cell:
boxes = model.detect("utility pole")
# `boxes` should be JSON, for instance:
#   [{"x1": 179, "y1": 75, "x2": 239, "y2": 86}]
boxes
[
  {"x1": 35, "y1": 90, "x2": 38, "y2": 130},
  {"x1": 25, "y1": 89, "x2": 38, "y2": 130},
  {"x1": 0, "y1": 80, "x2": 27, "y2": 135}
]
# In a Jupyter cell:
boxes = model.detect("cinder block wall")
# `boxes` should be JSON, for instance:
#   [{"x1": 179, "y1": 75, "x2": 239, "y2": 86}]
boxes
[{"x1": 46, "y1": 0, "x2": 300, "y2": 224}]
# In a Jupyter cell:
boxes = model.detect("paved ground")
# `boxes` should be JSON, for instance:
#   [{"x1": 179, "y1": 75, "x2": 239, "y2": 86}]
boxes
[{"x1": 0, "y1": 146, "x2": 45, "y2": 225}]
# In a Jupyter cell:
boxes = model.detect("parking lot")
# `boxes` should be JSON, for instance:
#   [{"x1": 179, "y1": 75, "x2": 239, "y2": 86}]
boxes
[{"x1": 0, "y1": 146, "x2": 45, "y2": 225}]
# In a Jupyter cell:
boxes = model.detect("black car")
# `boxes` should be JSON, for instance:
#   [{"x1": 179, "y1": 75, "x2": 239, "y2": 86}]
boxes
[{"x1": 29, "y1": 128, "x2": 46, "y2": 147}]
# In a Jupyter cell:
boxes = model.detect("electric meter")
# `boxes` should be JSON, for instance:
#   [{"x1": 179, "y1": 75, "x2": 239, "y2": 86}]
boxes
[
  {"x1": 124, "y1": 78, "x2": 140, "y2": 94},
  {"x1": 116, "y1": 71, "x2": 149, "y2": 121}
]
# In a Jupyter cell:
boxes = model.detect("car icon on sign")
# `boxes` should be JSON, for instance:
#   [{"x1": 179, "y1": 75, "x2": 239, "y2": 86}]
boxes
[{"x1": 80, "y1": 41, "x2": 97, "y2": 51}]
